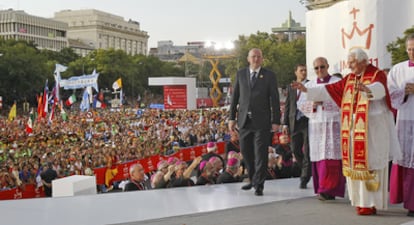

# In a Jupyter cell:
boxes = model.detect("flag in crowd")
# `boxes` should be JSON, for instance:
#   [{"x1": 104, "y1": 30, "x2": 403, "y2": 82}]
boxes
[
  {"x1": 8, "y1": 102, "x2": 17, "y2": 121},
  {"x1": 3, "y1": 67, "x2": 129, "y2": 126},
  {"x1": 26, "y1": 109, "x2": 34, "y2": 134},
  {"x1": 37, "y1": 93, "x2": 43, "y2": 120},
  {"x1": 48, "y1": 100, "x2": 57, "y2": 125},
  {"x1": 65, "y1": 94, "x2": 76, "y2": 106},
  {"x1": 112, "y1": 78, "x2": 122, "y2": 90},
  {"x1": 120, "y1": 89, "x2": 123, "y2": 106},
  {"x1": 93, "y1": 91, "x2": 107, "y2": 109},
  {"x1": 49, "y1": 86, "x2": 57, "y2": 105},
  {"x1": 98, "y1": 91, "x2": 104, "y2": 102},
  {"x1": 87, "y1": 86, "x2": 93, "y2": 104},
  {"x1": 41, "y1": 80, "x2": 49, "y2": 118},
  {"x1": 80, "y1": 88, "x2": 90, "y2": 112},
  {"x1": 93, "y1": 98, "x2": 106, "y2": 109},
  {"x1": 54, "y1": 63, "x2": 68, "y2": 102},
  {"x1": 60, "y1": 101, "x2": 68, "y2": 121},
  {"x1": 54, "y1": 64, "x2": 67, "y2": 76}
]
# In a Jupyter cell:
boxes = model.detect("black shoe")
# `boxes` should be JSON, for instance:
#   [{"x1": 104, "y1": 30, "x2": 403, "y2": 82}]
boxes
[
  {"x1": 255, "y1": 187, "x2": 263, "y2": 196},
  {"x1": 241, "y1": 183, "x2": 253, "y2": 190},
  {"x1": 325, "y1": 195, "x2": 335, "y2": 200},
  {"x1": 299, "y1": 182, "x2": 307, "y2": 189},
  {"x1": 318, "y1": 193, "x2": 335, "y2": 201},
  {"x1": 408, "y1": 210, "x2": 414, "y2": 217}
]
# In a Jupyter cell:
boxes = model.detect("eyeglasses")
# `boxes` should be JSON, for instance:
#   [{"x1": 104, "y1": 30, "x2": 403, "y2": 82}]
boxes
[{"x1": 314, "y1": 65, "x2": 326, "y2": 70}]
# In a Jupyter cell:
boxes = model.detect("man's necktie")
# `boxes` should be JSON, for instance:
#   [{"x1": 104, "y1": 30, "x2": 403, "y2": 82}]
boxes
[{"x1": 251, "y1": 72, "x2": 257, "y2": 87}]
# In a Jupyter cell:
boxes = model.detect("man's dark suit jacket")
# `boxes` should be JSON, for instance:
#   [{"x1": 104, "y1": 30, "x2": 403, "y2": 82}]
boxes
[
  {"x1": 216, "y1": 171, "x2": 240, "y2": 184},
  {"x1": 229, "y1": 67, "x2": 280, "y2": 129},
  {"x1": 282, "y1": 80, "x2": 309, "y2": 133}
]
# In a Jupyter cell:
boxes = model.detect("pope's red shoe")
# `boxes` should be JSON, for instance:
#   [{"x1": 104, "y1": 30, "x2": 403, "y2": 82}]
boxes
[{"x1": 357, "y1": 207, "x2": 375, "y2": 215}]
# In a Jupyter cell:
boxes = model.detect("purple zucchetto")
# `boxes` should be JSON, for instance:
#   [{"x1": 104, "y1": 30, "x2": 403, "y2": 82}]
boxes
[
  {"x1": 206, "y1": 142, "x2": 217, "y2": 152},
  {"x1": 227, "y1": 158, "x2": 239, "y2": 167}
]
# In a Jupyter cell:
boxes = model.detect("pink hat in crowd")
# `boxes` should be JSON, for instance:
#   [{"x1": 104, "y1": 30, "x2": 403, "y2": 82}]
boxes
[
  {"x1": 175, "y1": 160, "x2": 185, "y2": 166},
  {"x1": 208, "y1": 156, "x2": 218, "y2": 164},
  {"x1": 227, "y1": 151, "x2": 237, "y2": 158},
  {"x1": 199, "y1": 160, "x2": 208, "y2": 171},
  {"x1": 227, "y1": 158, "x2": 239, "y2": 167},
  {"x1": 206, "y1": 142, "x2": 217, "y2": 153},
  {"x1": 157, "y1": 160, "x2": 168, "y2": 170},
  {"x1": 167, "y1": 157, "x2": 178, "y2": 165}
]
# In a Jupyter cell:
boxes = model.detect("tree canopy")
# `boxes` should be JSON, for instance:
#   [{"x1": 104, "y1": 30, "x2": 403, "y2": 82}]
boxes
[
  {"x1": 222, "y1": 32, "x2": 306, "y2": 88},
  {"x1": 387, "y1": 26, "x2": 414, "y2": 65},
  {"x1": 0, "y1": 39, "x2": 184, "y2": 108}
]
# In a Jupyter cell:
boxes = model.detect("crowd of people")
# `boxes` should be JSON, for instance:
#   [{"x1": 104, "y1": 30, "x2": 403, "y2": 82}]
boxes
[
  {"x1": 0, "y1": 101, "x2": 298, "y2": 195},
  {"x1": 1, "y1": 38, "x2": 414, "y2": 218}
]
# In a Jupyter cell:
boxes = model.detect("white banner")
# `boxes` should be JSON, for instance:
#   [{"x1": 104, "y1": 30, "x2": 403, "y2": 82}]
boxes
[
  {"x1": 306, "y1": 0, "x2": 414, "y2": 79},
  {"x1": 60, "y1": 70, "x2": 99, "y2": 92}
]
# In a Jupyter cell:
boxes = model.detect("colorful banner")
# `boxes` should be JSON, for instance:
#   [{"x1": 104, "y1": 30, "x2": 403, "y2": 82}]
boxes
[
  {"x1": 164, "y1": 85, "x2": 187, "y2": 109},
  {"x1": 0, "y1": 142, "x2": 225, "y2": 200},
  {"x1": 60, "y1": 70, "x2": 99, "y2": 91},
  {"x1": 93, "y1": 141, "x2": 225, "y2": 185},
  {"x1": 0, "y1": 184, "x2": 45, "y2": 200},
  {"x1": 306, "y1": 0, "x2": 414, "y2": 79}
]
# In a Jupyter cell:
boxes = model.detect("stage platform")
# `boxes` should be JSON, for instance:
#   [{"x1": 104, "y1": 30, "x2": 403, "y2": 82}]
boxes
[{"x1": 0, "y1": 178, "x2": 413, "y2": 225}]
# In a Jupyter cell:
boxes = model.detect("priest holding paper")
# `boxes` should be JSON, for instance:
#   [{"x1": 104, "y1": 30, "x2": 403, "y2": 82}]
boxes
[{"x1": 297, "y1": 57, "x2": 345, "y2": 201}]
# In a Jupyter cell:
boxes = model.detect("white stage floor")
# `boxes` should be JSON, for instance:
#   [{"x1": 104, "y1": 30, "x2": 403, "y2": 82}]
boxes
[{"x1": 0, "y1": 178, "x2": 315, "y2": 225}]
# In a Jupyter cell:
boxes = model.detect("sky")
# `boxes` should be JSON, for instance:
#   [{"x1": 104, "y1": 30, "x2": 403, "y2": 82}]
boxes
[{"x1": 1, "y1": 0, "x2": 307, "y2": 48}]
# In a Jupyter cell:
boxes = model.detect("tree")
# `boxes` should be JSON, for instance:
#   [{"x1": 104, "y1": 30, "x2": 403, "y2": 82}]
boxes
[
  {"x1": 40, "y1": 47, "x2": 79, "y2": 66},
  {"x1": 131, "y1": 54, "x2": 184, "y2": 97},
  {"x1": 0, "y1": 39, "x2": 49, "y2": 106},
  {"x1": 223, "y1": 32, "x2": 306, "y2": 88},
  {"x1": 387, "y1": 26, "x2": 414, "y2": 65}
]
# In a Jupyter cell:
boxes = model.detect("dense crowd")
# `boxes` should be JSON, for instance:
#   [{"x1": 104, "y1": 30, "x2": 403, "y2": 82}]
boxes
[{"x1": 0, "y1": 102, "x2": 298, "y2": 195}]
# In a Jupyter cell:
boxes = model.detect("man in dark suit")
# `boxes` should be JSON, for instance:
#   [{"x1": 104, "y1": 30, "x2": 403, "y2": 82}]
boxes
[
  {"x1": 124, "y1": 163, "x2": 151, "y2": 191},
  {"x1": 282, "y1": 64, "x2": 311, "y2": 189},
  {"x1": 217, "y1": 158, "x2": 242, "y2": 184},
  {"x1": 229, "y1": 48, "x2": 281, "y2": 196},
  {"x1": 40, "y1": 162, "x2": 58, "y2": 197}
]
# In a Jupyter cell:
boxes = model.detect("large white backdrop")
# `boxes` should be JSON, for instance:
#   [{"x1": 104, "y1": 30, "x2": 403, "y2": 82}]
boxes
[{"x1": 306, "y1": 0, "x2": 414, "y2": 79}]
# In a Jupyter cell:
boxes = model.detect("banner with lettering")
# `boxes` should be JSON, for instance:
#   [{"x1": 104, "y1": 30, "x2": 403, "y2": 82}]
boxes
[
  {"x1": 306, "y1": 0, "x2": 414, "y2": 79},
  {"x1": 0, "y1": 184, "x2": 45, "y2": 200},
  {"x1": 0, "y1": 142, "x2": 226, "y2": 200},
  {"x1": 60, "y1": 70, "x2": 99, "y2": 91},
  {"x1": 164, "y1": 85, "x2": 187, "y2": 109},
  {"x1": 93, "y1": 141, "x2": 225, "y2": 185}
]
